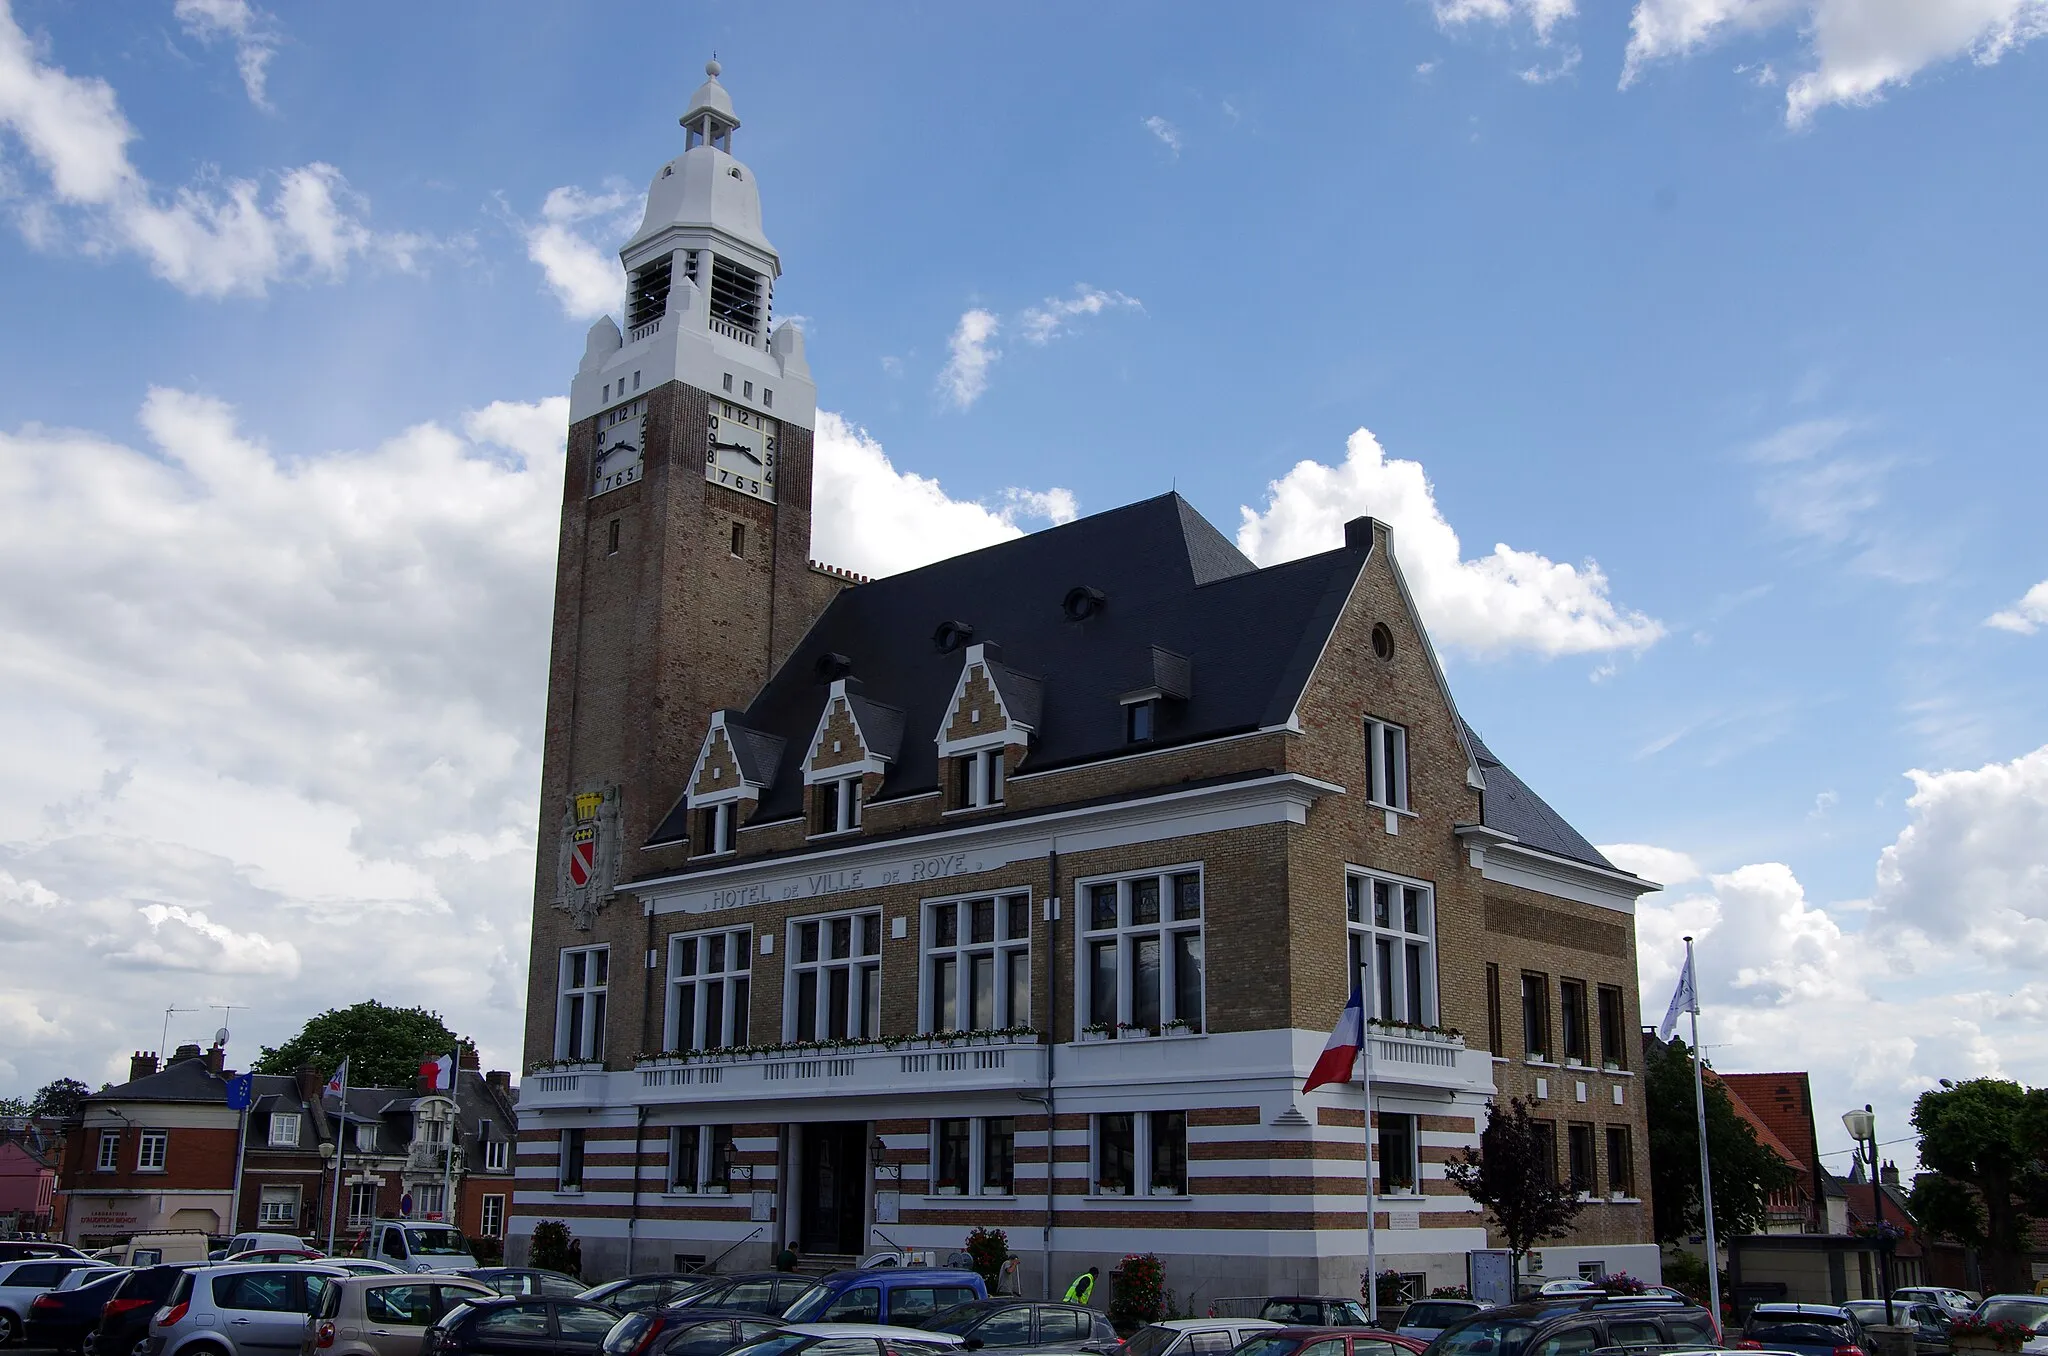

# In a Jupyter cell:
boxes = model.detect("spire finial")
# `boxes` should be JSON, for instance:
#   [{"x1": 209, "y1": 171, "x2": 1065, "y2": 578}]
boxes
[{"x1": 705, "y1": 57, "x2": 721, "y2": 78}]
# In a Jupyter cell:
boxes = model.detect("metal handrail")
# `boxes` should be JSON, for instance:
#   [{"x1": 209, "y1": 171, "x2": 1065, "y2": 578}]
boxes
[{"x1": 704, "y1": 1225, "x2": 763, "y2": 1274}]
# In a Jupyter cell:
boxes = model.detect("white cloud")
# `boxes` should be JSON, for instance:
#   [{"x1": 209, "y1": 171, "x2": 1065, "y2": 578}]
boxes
[
  {"x1": 1142, "y1": 115, "x2": 1182, "y2": 155},
  {"x1": 1019, "y1": 285, "x2": 1142, "y2": 345},
  {"x1": 1621, "y1": 0, "x2": 2048, "y2": 124},
  {"x1": 523, "y1": 184, "x2": 639, "y2": 320},
  {"x1": 810, "y1": 412, "x2": 1077, "y2": 576},
  {"x1": 1435, "y1": 0, "x2": 1578, "y2": 40},
  {"x1": 1599, "y1": 842, "x2": 1703, "y2": 886},
  {"x1": 1520, "y1": 46, "x2": 1585, "y2": 81},
  {"x1": 1987, "y1": 580, "x2": 2048, "y2": 634},
  {"x1": 937, "y1": 308, "x2": 1000, "y2": 410},
  {"x1": 173, "y1": 0, "x2": 278, "y2": 111},
  {"x1": 1235, "y1": 426, "x2": 1664, "y2": 657},
  {"x1": 0, "y1": 1, "x2": 422, "y2": 296}
]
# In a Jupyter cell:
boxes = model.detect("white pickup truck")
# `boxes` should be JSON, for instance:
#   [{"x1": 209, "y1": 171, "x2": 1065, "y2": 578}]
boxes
[{"x1": 356, "y1": 1220, "x2": 478, "y2": 1273}]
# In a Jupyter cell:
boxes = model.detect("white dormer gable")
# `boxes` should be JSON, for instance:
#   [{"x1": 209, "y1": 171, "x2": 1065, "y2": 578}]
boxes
[
  {"x1": 686, "y1": 711, "x2": 768, "y2": 807},
  {"x1": 935, "y1": 643, "x2": 1036, "y2": 758},
  {"x1": 804, "y1": 679, "x2": 894, "y2": 785}
]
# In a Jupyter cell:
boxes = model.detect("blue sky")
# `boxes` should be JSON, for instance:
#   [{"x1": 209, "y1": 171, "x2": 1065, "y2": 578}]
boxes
[{"x1": 3, "y1": 0, "x2": 2046, "y2": 1171}]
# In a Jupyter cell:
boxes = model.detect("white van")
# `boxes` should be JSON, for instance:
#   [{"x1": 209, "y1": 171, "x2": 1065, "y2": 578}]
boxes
[
  {"x1": 119, "y1": 1232, "x2": 213, "y2": 1266},
  {"x1": 226, "y1": 1232, "x2": 311, "y2": 1257},
  {"x1": 360, "y1": 1220, "x2": 476, "y2": 1273}
]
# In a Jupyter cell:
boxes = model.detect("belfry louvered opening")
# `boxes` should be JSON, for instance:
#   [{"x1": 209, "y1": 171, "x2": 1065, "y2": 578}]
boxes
[
  {"x1": 626, "y1": 255, "x2": 678, "y2": 332},
  {"x1": 709, "y1": 255, "x2": 765, "y2": 332}
]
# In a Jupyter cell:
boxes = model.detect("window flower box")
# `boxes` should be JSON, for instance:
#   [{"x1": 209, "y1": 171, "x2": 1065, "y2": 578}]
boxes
[
  {"x1": 1149, "y1": 1183, "x2": 1184, "y2": 1197},
  {"x1": 1078, "y1": 1026, "x2": 1113, "y2": 1044}
]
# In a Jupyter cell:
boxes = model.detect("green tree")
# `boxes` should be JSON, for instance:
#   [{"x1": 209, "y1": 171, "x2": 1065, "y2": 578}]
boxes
[
  {"x1": 1445, "y1": 1097, "x2": 1587, "y2": 1292},
  {"x1": 31, "y1": 1078, "x2": 91, "y2": 1119},
  {"x1": 253, "y1": 1001, "x2": 471, "y2": 1089},
  {"x1": 1645, "y1": 1037, "x2": 1795, "y2": 1244},
  {"x1": 0, "y1": 1095, "x2": 30, "y2": 1118},
  {"x1": 1909, "y1": 1078, "x2": 2048, "y2": 1295}
]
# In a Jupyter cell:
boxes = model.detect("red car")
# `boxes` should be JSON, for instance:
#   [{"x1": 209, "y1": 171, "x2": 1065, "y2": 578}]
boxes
[{"x1": 1235, "y1": 1328, "x2": 1429, "y2": 1356}]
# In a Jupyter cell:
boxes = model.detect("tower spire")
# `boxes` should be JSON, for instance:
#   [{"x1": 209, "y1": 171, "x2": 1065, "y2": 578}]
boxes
[{"x1": 680, "y1": 57, "x2": 740, "y2": 152}]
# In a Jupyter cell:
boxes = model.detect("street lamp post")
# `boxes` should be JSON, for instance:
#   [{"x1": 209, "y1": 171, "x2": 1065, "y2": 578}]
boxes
[{"x1": 1841, "y1": 1106, "x2": 1893, "y2": 1326}]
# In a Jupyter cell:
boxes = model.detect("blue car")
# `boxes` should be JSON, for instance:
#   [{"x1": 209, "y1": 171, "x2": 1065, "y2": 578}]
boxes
[{"x1": 781, "y1": 1269, "x2": 985, "y2": 1327}]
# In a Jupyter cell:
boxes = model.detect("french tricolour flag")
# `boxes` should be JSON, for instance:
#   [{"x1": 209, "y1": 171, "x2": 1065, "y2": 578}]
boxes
[
  {"x1": 419, "y1": 1052, "x2": 456, "y2": 1091},
  {"x1": 1303, "y1": 985, "x2": 1365, "y2": 1093}
]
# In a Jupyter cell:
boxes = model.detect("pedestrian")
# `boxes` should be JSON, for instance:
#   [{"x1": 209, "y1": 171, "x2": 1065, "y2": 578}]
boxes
[
  {"x1": 1064, "y1": 1266, "x2": 1099, "y2": 1305},
  {"x1": 775, "y1": 1243, "x2": 800, "y2": 1272},
  {"x1": 567, "y1": 1237, "x2": 582, "y2": 1279}
]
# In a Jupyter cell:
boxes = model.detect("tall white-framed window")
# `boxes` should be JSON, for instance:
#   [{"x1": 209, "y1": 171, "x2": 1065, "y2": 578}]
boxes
[
  {"x1": 484, "y1": 1139, "x2": 508, "y2": 1172},
  {"x1": 480, "y1": 1194, "x2": 505, "y2": 1238},
  {"x1": 926, "y1": 1116, "x2": 1016, "y2": 1197},
  {"x1": 1089, "y1": 1111, "x2": 1187, "y2": 1197},
  {"x1": 414, "y1": 1183, "x2": 445, "y2": 1217},
  {"x1": 923, "y1": 892, "x2": 1031, "y2": 1032},
  {"x1": 953, "y1": 748, "x2": 1004, "y2": 808},
  {"x1": 346, "y1": 1182, "x2": 378, "y2": 1227},
  {"x1": 558, "y1": 1128, "x2": 585, "y2": 1191},
  {"x1": 665, "y1": 1125, "x2": 734, "y2": 1194},
  {"x1": 95, "y1": 1130, "x2": 119, "y2": 1171},
  {"x1": 667, "y1": 925, "x2": 753, "y2": 1051},
  {"x1": 813, "y1": 775, "x2": 863, "y2": 835},
  {"x1": 786, "y1": 910, "x2": 881, "y2": 1041},
  {"x1": 1376, "y1": 1111, "x2": 1420, "y2": 1195},
  {"x1": 1364, "y1": 716, "x2": 1410, "y2": 811},
  {"x1": 695, "y1": 801, "x2": 736, "y2": 856},
  {"x1": 355, "y1": 1124, "x2": 378, "y2": 1153},
  {"x1": 268, "y1": 1112, "x2": 300, "y2": 1148},
  {"x1": 137, "y1": 1129, "x2": 168, "y2": 1171},
  {"x1": 556, "y1": 946, "x2": 609, "y2": 1061},
  {"x1": 1078, "y1": 868, "x2": 1204, "y2": 1036},
  {"x1": 257, "y1": 1184, "x2": 300, "y2": 1226},
  {"x1": 1346, "y1": 872, "x2": 1435, "y2": 1027}
]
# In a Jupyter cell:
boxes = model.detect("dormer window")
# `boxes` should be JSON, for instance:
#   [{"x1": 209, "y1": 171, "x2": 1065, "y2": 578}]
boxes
[
  {"x1": 1126, "y1": 699, "x2": 1157, "y2": 743},
  {"x1": 697, "y1": 802, "x2": 736, "y2": 855},
  {"x1": 956, "y1": 749, "x2": 1004, "y2": 809},
  {"x1": 815, "y1": 775, "x2": 862, "y2": 835}
]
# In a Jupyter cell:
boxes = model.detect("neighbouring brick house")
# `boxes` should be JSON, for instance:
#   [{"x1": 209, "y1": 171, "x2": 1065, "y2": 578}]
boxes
[
  {"x1": 513, "y1": 63, "x2": 1662, "y2": 1296},
  {"x1": 0, "y1": 1122, "x2": 60, "y2": 1234},
  {"x1": 57, "y1": 1044, "x2": 520, "y2": 1247}
]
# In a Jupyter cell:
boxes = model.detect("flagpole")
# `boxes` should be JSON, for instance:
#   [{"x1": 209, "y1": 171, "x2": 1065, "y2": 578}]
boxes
[
  {"x1": 441, "y1": 1051, "x2": 458, "y2": 1230},
  {"x1": 229, "y1": 1102, "x2": 248, "y2": 1236},
  {"x1": 1683, "y1": 936, "x2": 1722, "y2": 1332},
  {"x1": 1363, "y1": 1024, "x2": 1379, "y2": 1326},
  {"x1": 327, "y1": 1063, "x2": 348, "y2": 1255}
]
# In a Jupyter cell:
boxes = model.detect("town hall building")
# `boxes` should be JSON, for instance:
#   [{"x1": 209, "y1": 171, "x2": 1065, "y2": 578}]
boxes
[{"x1": 513, "y1": 61, "x2": 1662, "y2": 1299}]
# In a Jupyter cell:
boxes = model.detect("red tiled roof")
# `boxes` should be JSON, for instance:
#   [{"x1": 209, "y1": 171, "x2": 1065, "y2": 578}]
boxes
[
  {"x1": 1715, "y1": 1074, "x2": 1809, "y2": 1168},
  {"x1": 1720, "y1": 1071, "x2": 1820, "y2": 1169}
]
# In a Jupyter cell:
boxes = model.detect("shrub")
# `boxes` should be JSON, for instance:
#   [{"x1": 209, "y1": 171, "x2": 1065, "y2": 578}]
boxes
[
  {"x1": 1951, "y1": 1318, "x2": 2034, "y2": 1352},
  {"x1": 1595, "y1": 1272, "x2": 1647, "y2": 1296},
  {"x1": 529, "y1": 1220, "x2": 575, "y2": 1275},
  {"x1": 1110, "y1": 1254, "x2": 1167, "y2": 1331},
  {"x1": 1431, "y1": 1285, "x2": 1473, "y2": 1299},
  {"x1": 964, "y1": 1227, "x2": 1012, "y2": 1291}
]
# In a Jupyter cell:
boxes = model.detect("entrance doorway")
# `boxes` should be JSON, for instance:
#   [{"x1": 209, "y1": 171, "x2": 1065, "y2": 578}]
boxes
[{"x1": 798, "y1": 1122, "x2": 868, "y2": 1256}]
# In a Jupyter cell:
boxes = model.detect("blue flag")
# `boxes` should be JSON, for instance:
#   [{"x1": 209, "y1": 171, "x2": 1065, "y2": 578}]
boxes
[{"x1": 225, "y1": 1072, "x2": 255, "y2": 1111}]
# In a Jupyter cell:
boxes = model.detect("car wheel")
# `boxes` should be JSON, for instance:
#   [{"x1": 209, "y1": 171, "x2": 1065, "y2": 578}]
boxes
[{"x1": 0, "y1": 1311, "x2": 21, "y2": 1345}]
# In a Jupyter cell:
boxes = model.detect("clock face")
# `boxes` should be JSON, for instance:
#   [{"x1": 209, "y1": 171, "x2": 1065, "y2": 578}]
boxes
[
  {"x1": 706, "y1": 400, "x2": 777, "y2": 503},
  {"x1": 592, "y1": 401, "x2": 646, "y2": 497}
]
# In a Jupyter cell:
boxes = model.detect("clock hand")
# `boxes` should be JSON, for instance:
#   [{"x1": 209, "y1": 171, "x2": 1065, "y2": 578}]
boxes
[{"x1": 712, "y1": 440, "x2": 762, "y2": 464}]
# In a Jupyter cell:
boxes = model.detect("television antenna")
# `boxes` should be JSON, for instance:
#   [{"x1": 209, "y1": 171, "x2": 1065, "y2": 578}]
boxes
[{"x1": 160, "y1": 1006, "x2": 198, "y2": 1058}]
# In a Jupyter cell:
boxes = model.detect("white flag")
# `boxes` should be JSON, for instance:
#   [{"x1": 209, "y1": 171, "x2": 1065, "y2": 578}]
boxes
[{"x1": 1658, "y1": 953, "x2": 1697, "y2": 1041}]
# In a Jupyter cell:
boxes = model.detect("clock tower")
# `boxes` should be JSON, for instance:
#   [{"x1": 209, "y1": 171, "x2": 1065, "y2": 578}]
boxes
[{"x1": 523, "y1": 61, "x2": 842, "y2": 1067}]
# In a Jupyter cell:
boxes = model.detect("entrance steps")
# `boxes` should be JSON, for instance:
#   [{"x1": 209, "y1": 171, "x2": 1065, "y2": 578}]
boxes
[{"x1": 793, "y1": 1252, "x2": 858, "y2": 1276}]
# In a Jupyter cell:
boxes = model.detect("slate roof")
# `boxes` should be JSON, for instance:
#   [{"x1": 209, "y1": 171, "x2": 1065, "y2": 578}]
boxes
[
  {"x1": 1464, "y1": 724, "x2": 1614, "y2": 870},
  {"x1": 652, "y1": 493, "x2": 1364, "y2": 839},
  {"x1": 721, "y1": 717, "x2": 786, "y2": 785},
  {"x1": 844, "y1": 691, "x2": 907, "y2": 762}
]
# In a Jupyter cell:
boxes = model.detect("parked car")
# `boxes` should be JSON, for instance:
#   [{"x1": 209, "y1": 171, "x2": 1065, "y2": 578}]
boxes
[
  {"x1": 456, "y1": 1268, "x2": 591, "y2": 1299},
  {"x1": 915, "y1": 1299, "x2": 1117, "y2": 1351},
  {"x1": 0, "y1": 1256, "x2": 102, "y2": 1344},
  {"x1": 720, "y1": 1322, "x2": 968, "y2": 1356},
  {"x1": 305, "y1": 1272, "x2": 499, "y2": 1356},
  {"x1": 0, "y1": 1241, "x2": 87, "y2": 1263},
  {"x1": 1425, "y1": 1296, "x2": 1722, "y2": 1356},
  {"x1": 229, "y1": 1250, "x2": 329, "y2": 1266},
  {"x1": 580, "y1": 1275, "x2": 713, "y2": 1313},
  {"x1": 326, "y1": 1261, "x2": 411, "y2": 1278},
  {"x1": 26, "y1": 1268, "x2": 131, "y2": 1354},
  {"x1": 1894, "y1": 1289, "x2": 1975, "y2": 1320},
  {"x1": 1735, "y1": 1303, "x2": 1870, "y2": 1356},
  {"x1": 121, "y1": 1234, "x2": 213, "y2": 1268},
  {"x1": 88, "y1": 1264, "x2": 199, "y2": 1356},
  {"x1": 420, "y1": 1296, "x2": 622, "y2": 1356},
  {"x1": 1234, "y1": 1327, "x2": 1426, "y2": 1356},
  {"x1": 667, "y1": 1275, "x2": 819, "y2": 1318},
  {"x1": 139, "y1": 1264, "x2": 349, "y2": 1356},
  {"x1": 1842, "y1": 1301, "x2": 1949, "y2": 1356},
  {"x1": 1965, "y1": 1297, "x2": 2048, "y2": 1355},
  {"x1": 359, "y1": 1223, "x2": 479, "y2": 1275},
  {"x1": 1257, "y1": 1303, "x2": 1377, "y2": 1329},
  {"x1": 597, "y1": 1305, "x2": 788, "y2": 1356},
  {"x1": 785, "y1": 1272, "x2": 987, "y2": 1328},
  {"x1": 1117, "y1": 1318, "x2": 1282, "y2": 1356},
  {"x1": 1396, "y1": 1304, "x2": 1484, "y2": 1346},
  {"x1": 228, "y1": 1235, "x2": 315, "y2": 1258}
]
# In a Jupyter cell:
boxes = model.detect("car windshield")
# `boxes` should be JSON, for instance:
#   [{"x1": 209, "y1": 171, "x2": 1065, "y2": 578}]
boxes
[
  {"x1": 1428, "y1": 1317, "x2": 1541, "y2": 1356},
  {"x1": 1980, "y1": 1302, "x2": 2048, "y2": 1331},
  {"x1": 404, "y1": 1229, "x2": 467, "y2": 1256},
  {"x1": 1745, "y1": 1322, "x2": 1854, "y2": 1345},
  {"x1": 1122, "y1": 1327, "x2": 1181, "y2": 1356},
  {"x1": 781, "y1": 1285, "x2": 833, "y2": 1322},
  {"x1": 921, "y1": 1305, "x2": 999, "y2": 1336},
  {"x1": 727, "y1": 1336, "x2": 813, "y2": 1356}
]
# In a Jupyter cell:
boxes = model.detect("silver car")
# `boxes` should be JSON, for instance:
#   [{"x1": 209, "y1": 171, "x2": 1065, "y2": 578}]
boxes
[{"x1": 139, "y1": 1264, "x2": 349, "y2": 1356}]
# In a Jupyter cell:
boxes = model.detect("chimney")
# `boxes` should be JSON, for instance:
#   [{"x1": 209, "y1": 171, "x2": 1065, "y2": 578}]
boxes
[
  {"x1": 1881, "y1": 1160, "x2": 1900, "y2": 1188},
  {"x1": 459, "y1": 1046, "x2": 481, "y2": 1071},
  {"x1": 296, "y1": 1065, "x2": 321, "y2": 1104},
  {"x1": 485, "y1": 1070, "x2": 512, "y2": 1095},
  {"x1": 172, "y1": 1042, "x2": 203, "y2": 1064},
  {"x1": 1344, "y1": 516, "x2": 1378, "y2": 551},
  {"x1": 130, "y1": 1051, "x2": 159, "y2": 1082},
  {"x1": 205, "y1": 1042, "x2": 226, "y2": 1076}
]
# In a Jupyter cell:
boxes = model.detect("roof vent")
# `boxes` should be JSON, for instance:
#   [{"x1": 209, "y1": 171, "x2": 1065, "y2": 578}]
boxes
[
  {"x1": 814, "y1": 652, "x2": 854, "y2": 682},
  {"x1": 932, "y1": 620, "x2": 975, "y2": 654},
  {"x1": 1062, "y1": 585, "x2": 1107, "y2": 622}
]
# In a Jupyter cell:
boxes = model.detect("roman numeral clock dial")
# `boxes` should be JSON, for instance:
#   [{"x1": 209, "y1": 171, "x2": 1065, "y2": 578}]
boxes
[{"x1": 706, "y1": 400, "x2": 778, "y2": 503}]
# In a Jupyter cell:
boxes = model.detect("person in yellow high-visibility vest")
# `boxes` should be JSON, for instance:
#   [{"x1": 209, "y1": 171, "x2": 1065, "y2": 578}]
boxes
[{"x1": 1063, "y1": 1267, "x2": 1100, "y2": 1305}]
